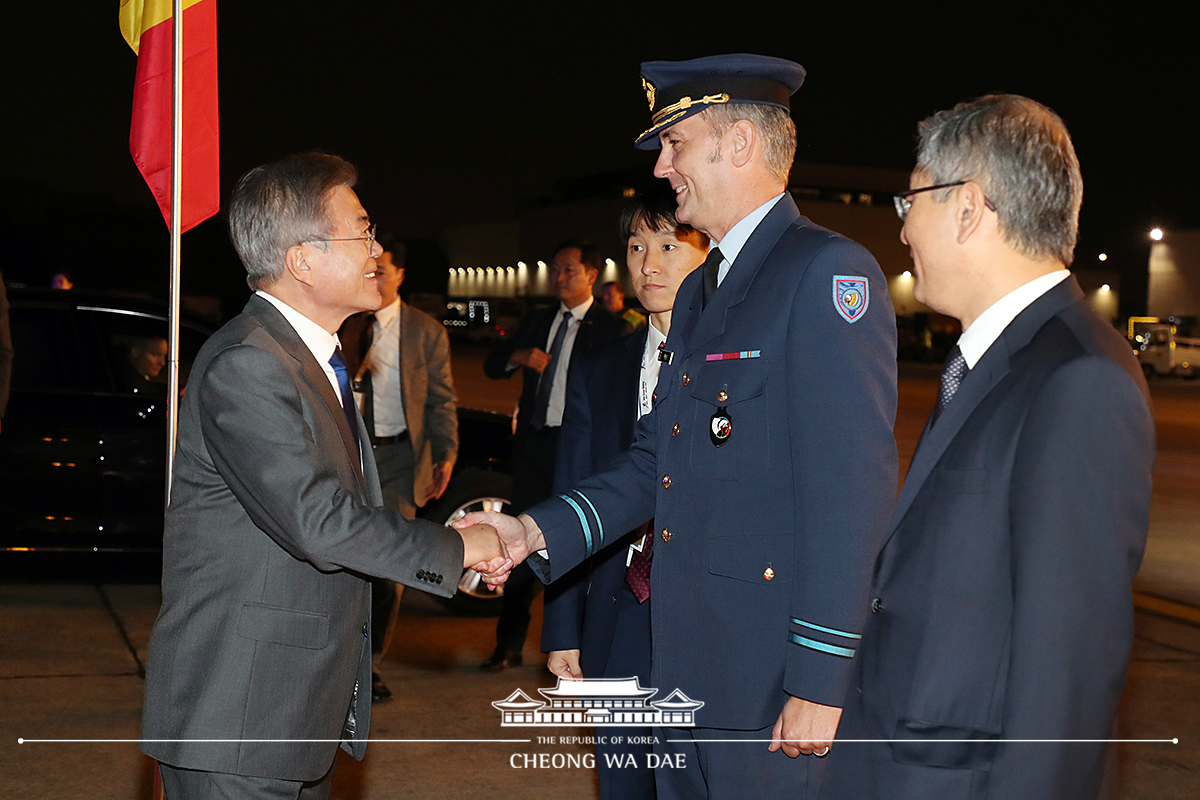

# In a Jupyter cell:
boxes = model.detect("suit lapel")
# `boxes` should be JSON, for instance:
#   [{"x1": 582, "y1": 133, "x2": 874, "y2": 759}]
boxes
[
  {"x1": 887, "y1": 277, "x2": 1086, "y2": 535},
  {"x1": 683, "y1": 195, "x2": 800, "y2": 356},
  {"x1": 245, "y1": 295, "x2": 368, "y2": 493},
  {"x1": 397, "y1": 300, "x2": 417, "y2": 434},
  {"x1": 618, "y1": 330, "x2": 648, "y2": 445}
]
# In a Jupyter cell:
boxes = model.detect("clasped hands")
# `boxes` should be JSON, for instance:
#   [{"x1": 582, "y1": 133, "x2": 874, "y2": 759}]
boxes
[{"x1": 453, "y1": 510, "x2": 545, "y2": 587}]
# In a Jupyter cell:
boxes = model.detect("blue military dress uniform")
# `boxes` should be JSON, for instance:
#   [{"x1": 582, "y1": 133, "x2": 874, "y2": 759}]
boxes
[{"x1": 525, "y1": 193, "x2": 898, "y2": 794}]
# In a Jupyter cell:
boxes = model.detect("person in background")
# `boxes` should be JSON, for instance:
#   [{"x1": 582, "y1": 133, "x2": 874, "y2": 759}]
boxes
[
  {"x1": 339, "y1": 240, "x2": 459, "y2": 702},
  {"x1": 541, "y1": 187, "x2": 708, "y2": 800},
  {"x1": 479, "y1": 239, "x2": 629, "y2": 671},
  {"x1": 602, "y1": 280, "x2": 647, "y2": 329}
]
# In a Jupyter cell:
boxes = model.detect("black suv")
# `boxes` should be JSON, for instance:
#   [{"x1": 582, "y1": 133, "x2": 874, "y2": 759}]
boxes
[{"x1": 0, "y1": 288, "x2": 512, "y2": 612}]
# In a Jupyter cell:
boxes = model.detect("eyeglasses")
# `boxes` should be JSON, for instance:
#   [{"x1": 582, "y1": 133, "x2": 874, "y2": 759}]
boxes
[
  {"x1": 305, "y1": 223, "x2": 377, "y2": 250},
  {"x1": 893, "y1": 182, "x2": 996, "y2": 221}
]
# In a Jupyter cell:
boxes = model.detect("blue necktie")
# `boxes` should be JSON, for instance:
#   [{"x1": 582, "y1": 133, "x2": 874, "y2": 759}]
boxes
[
  {"x1": 531, "y1": 310, "x2": 572, "y2": 431},
  {"x1": 329, "y1": 347, "x2": 361, "y2": 453}
]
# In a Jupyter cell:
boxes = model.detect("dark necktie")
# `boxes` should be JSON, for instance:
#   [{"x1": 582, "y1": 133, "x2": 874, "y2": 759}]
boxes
[
  {"x1": 530, "y1": 310, "x2": 572, "y2": 431},
  {"x1": 626, "y1": 520, "x2": 654, "y2": 603},
  {"x1": 701, "y1": 247, "x2": 723, "y2": 309},
  {"x1": 932, "y1": 345, "x2": 969, "y2": 425},
  {"x1": 329, "y1": 347, "x2": 361, "y2": 453}
]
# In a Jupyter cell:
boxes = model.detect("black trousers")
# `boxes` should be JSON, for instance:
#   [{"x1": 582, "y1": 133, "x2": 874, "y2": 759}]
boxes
[{"x1": 493, "y1": 424, "x2": 558, "y2": 654}]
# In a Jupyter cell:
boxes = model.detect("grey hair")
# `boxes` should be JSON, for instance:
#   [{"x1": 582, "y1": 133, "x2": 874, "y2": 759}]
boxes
[
  {"x1": 228, "y1": 153, "x2": 359, "y2": 290},
  {"x1": 701, "y1": 103, "x2": 796, "y2": 185},
  {"x1": 916, "y1": 94, "x2": 1082, "y2": 266}
]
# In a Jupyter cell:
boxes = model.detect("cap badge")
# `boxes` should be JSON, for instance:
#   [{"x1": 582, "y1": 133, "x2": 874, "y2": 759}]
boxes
[{"x1": 642, "y1": 77, "x2": 656, "y2": 110}]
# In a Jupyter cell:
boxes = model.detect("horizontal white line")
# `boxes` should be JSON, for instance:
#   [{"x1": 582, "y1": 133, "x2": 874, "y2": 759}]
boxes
[
  {"x1": 15, "y1": 743, "x2": 530, "y2": 748},
  {"x1": 671, "y1": 738, "x2": 1180, "y2": 744}
]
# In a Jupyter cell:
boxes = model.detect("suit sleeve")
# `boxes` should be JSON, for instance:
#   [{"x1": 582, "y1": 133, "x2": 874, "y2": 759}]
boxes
[
  {"x1": 484, "y1": 310, "x2": 544, "y2": 379},
  {"x1": 783, "y1": 238, "x2": 899, "y2": 707},
  {"x1": 540, "y1": 356, "x2": 597, "y2": 652},
  {"x1": 423, "y1": 319, "x2": 458, "y2": 467},
  {"x1": 197, "y1": 342, "x2": 465, "y2": 594},
  {"x1": 991, "y1": 355, "x2": 1154, "y2": 798}
]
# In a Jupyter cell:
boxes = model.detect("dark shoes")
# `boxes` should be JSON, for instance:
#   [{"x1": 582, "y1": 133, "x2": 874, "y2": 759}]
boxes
[
  {"x1": 479, "y1": 650, "x2": 523, "y2": 671},
  {"x1": 371, "y1": 671, "x2": 393, "y2": 702}
]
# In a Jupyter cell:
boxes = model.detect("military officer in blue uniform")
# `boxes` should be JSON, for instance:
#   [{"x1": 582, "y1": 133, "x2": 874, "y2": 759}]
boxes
[{"x1": 465, "y1": 54, "x2": 898, "y2": 799}]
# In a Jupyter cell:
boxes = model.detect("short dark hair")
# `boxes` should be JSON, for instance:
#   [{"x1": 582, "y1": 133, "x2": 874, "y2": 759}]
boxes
[
  {"x1": 228, "y1": 152, "x2": 358, "y2": 290},
  {"x1": 619, "y1": 187, "x2": 705, "y2": 244},
  {"x1": 553, "y1": 239, "x2": 603, "y2": 273},
  {"x1": 916, "y1": 94, "x2": 1082, "y2": 265}
]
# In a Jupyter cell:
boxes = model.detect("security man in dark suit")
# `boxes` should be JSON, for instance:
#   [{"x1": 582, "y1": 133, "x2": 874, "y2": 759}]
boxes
[
  {"x1": 542, "y1": 189, "x2": 708, "y2": 800},
  {"x1": 463, "y1": 55, "x2": 899, "y2": 800},
  {"x1": 480, "y1": 240, "x2": 629, "y2": 670},
  {"x1": 821, "y1": 95, "x2": 1156, "y2": 800}
]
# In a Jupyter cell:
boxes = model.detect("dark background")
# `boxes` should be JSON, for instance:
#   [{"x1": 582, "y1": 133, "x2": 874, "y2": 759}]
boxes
[{"x1": 2, "y1": 4, "x2": 1194, "y2": 318}]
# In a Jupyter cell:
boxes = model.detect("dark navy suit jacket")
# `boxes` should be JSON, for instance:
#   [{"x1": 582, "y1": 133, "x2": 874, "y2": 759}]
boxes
[
  {"x1": 525, "y1": 195, "x2": 899, "y2": 730},
  {"x1": 540, "y1": 329, "x2": 650, "y2": 676},
  {"x1": 823, "y1": 276, "x2": 1155, "y2": 800}
]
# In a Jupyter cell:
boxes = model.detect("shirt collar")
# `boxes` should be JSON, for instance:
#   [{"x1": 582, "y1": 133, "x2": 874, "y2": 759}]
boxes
[
  {"x1": 561, "y1": 294, "x2": 594, "y2": 321},
  {"x1": 957, "y1": 270, "x2": 1071, "y2": 368},
  {"x1": 646, "y1": 318, "x2": 668, "y2": 354},
  {"x1": 255, "y1": 290, "x2": 341, "y2": 364},
  {"x1": 712, "y1": 193, "x2": 786, "y2": 265},
  {"x1": 375, "y1": 296, "x2": 401, "y2": 326}
]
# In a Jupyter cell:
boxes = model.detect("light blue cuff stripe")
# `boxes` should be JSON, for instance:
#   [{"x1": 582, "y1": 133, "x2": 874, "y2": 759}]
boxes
[
  {"x1": 790, "y1": 617, "x2": 862, "y2": 640},
  {"x1": 570, "y1": 490, "x2": 604, "y2": 548},
  {"x1": 790, "y1": 633, "x2": 856, "y2": 658},
  {"x1": 559, "y1": 495, "x2": 593, "y2": 556}
]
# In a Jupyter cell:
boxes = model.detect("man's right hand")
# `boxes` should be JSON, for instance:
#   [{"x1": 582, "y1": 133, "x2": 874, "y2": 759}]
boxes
[
  {"x1": 454, "y1": 511, "x2": 545, "y2": 583},
  {"x1": 508, "y1": 347, "x2": 552, "y2": 373},
  {"x1": 456, "y1": 523, "x2": 510, "y2": 579},
  {"x1": 548, "y1": 649, "x2": 582, "y2": 681}
]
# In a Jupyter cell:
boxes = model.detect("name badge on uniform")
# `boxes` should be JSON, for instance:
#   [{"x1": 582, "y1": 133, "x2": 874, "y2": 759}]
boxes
[{"x1": 710, "y1": 407, "x2": 732, "y2": 447}]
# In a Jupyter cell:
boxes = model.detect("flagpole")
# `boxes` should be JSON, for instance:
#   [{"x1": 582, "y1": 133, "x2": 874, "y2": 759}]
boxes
[{"x1": 165, "y1": 0, "x2": 184, "y2": 504}]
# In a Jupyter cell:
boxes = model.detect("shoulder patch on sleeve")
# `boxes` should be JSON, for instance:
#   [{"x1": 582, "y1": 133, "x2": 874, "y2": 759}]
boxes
[{"x1": 833, "y1": 275, "x2": 869, "y2": 323}]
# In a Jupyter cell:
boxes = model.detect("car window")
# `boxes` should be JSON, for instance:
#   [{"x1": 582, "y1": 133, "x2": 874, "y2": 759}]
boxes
[
  {"x1": 7, "y1": 305, "x2": 106, "y2": 392},
  {"x1": 82, "y1": 308, "x2": 208, "y2": 395}
]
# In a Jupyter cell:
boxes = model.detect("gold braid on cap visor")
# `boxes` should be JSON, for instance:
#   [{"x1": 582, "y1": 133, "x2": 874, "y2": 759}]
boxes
[{"x1": 636, "y1": 93, "x2": 731, "y2": 142}]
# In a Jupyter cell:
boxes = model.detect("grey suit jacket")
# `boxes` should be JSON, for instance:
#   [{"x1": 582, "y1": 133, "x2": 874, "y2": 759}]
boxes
[
  {"x1": 141, "y1": 294, "x2": 464, "y2": 782},
  {"x1": 341, "y1": 301, "x2": 458, "y2": 503}
]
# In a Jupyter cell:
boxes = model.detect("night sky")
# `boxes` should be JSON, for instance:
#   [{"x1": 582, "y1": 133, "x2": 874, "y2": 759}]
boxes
[{"x1": 3, "y1": 4, "x2": 1195, "y2": 313}]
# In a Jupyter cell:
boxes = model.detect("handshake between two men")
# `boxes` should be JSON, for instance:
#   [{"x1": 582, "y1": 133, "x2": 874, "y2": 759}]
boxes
[{"x1": 455, "y1": 511, "x2": 543, "y2": 586}]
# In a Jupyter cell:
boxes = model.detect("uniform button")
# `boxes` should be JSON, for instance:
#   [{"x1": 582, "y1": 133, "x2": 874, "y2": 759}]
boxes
[
  {"x1": 763, "y1": 567, "x2": 775, "y2": 581},
  {"x1": 672, "y1": 424, "x2": 680, "y2": 437},
  {"x1": 871, "y1": 597, "x2": 882, "y2": 614},
  {"x1": 661, "y1": 527, "x2": 672, "y2": 542},
  {"x1": 662, "y1": 474, "x2": 671, "y2": 489},
  {"x1": 681, "y1": 373, "x2": 690, "y2": 387},
  {"x1": 717, "y1": 390, "x2": 728, "y2": 403}
]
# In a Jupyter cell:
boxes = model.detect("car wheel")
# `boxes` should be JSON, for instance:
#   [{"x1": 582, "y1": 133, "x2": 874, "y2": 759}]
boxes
[{"x1": 420, "y1": 468, "x2": 513, "y2": 615}]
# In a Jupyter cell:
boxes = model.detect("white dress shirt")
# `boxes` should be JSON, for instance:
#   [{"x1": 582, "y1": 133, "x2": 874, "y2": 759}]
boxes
[
  {"x1": 255, "y1": 290, "x2": 343, "y2": 405},
  {"x1": 957, "y1": 270, "x2": 1071, "y2": 368},
  {"x1": 543, "y1": 295, "x2": 594, "y2": 428},
  {"x1": 638, "y1": 318, "x2": 668, "y2": 420},
  {"x1": 362, "y1": 297, "x2": 407, "y2": 437}
]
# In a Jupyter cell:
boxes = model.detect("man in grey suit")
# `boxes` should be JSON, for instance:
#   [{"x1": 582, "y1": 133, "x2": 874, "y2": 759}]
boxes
[
  {"x1": 339, "y1": 242, "x2": 459, "y2": 700},
  {"x1": 822, "y1": 95, "x2": 1156, "y2": 800},
  {"x1": 140, "y1": 153, "x2": 504, "y2": 800}
]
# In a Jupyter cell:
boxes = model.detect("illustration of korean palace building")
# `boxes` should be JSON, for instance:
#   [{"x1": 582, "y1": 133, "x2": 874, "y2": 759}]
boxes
[{"x1": 492, "y1": 677, "x2": 704, "y2": 727}]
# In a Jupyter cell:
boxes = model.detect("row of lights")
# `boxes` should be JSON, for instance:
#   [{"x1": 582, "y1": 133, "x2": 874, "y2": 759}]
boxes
[{"x1": 448, "y1": 258, "x2": 620, "y2": 276}]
